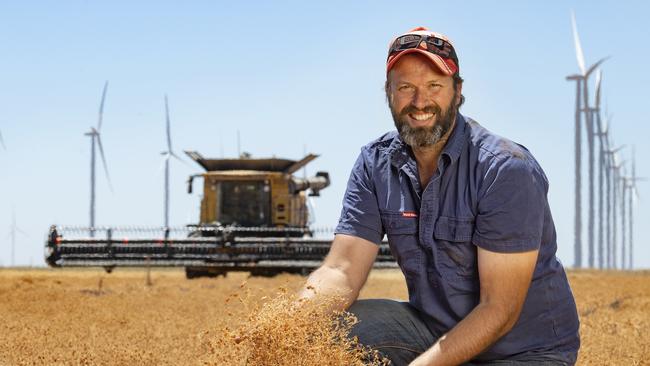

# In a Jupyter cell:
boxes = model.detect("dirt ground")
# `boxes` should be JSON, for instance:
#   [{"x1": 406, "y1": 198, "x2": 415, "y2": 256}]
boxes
[{"x1": 0, "y1": 268, "x2": 648, "y2": 365}]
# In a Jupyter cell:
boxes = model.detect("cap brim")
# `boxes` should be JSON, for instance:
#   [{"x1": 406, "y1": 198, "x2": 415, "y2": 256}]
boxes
[{"x1": 386, "y1": 49, "x2": 456, "y2": 76}]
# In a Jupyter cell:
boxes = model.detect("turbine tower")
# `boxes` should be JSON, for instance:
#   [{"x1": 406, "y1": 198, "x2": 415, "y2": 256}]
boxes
[
  {"x1": 610, "y1": 155, "x2": 625, "y2": 269},
  {"x1": 602, "y1": 123, "x2": 623, "y2": 269},
  {"x1": 592, "y1": 70, "x2": 605, "y2": 269},
  {"x1": 566, "y1": 11, "x2": 608, "y2": 268},
  {"x1": 566, "y1": 13, "x2": 583, "y2": 268},
  {"x1": 620, "y1": 170, "x2": 628, "y2": 270},
  {"x1": 8, "y1": 208, "x2": 27, "y2": 267},
  {"x1": 85, "y1": 81, "x2": 113, "y2": 234},
  {"x1": 626, "y1": 147, "x2": 645, "y2": 269},
  {"x1": 161, "y1": 95, "x2": 185, "y2": 228}
]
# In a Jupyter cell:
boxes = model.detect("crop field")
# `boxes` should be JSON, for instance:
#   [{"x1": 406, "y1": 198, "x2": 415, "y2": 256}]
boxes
[{"x1": 0, "y1": 268, "x2": 648, "y2": 365}]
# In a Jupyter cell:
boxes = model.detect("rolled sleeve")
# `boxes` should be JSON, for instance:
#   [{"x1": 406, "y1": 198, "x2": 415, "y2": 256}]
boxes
[
  {"x1": 472, "y1": 155, "x2": 547, "y2": 253},
  {"x1": 334, "y1": 149, "x2": 384, "y2": 244}
]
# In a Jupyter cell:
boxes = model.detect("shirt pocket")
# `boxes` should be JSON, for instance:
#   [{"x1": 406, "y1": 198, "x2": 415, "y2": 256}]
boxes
[
  {"x1": 380, "y1": 211, "x2": 421, "y2": 279},
  {"x1": 434, "y1": 216, "x2": 479, "y2": 292}
]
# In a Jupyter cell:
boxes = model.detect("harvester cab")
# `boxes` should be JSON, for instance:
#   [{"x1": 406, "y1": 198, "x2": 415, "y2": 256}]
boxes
[{"x1": 185, "y1": 151, "x2": 329, "y2": 232}]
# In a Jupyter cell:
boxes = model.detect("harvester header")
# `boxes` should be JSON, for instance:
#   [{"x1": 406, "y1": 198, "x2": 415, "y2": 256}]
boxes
[{"x1": 46, "y1": 151, "x2": 395, "y2": 277}]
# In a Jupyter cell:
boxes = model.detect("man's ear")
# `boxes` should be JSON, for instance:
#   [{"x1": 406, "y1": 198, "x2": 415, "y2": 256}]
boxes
[
  {"x1": 384, "y1": 80, "x2": 392, "y2": 104},
  {"x1": 454, "y1": 81, "x2": 463, "y2": 107}
]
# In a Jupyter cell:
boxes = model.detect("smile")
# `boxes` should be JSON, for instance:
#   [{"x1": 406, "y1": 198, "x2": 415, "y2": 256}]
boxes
[{"x1": 409, "y1": 113, "x2": 434, "y2": 121}]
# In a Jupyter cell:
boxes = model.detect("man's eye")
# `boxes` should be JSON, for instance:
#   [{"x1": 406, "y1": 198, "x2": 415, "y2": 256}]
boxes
[
  {"x1": 430, "y1": 83, "x2": 442, "y2": 89},
  {"x1": 398, "y1": 85, "x2": 413, "y2": 91}
]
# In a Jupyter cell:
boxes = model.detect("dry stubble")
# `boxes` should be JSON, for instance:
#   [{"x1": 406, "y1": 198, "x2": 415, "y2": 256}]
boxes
[{"x1": 0, "y1": 268, "x2": 648, "y2": 365}]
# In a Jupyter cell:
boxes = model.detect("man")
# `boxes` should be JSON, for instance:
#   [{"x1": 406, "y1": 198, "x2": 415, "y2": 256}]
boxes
[{"x1": 299, "y1": 27, "x2": 580, "y2": 365}]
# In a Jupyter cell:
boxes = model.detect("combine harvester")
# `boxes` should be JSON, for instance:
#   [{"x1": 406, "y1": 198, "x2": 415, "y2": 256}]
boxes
[{"x1": 45, "y1": 152, "x2": 396, "y2": 278}]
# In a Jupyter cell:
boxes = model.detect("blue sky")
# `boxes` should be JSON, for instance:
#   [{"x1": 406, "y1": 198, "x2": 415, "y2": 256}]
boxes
[{"x1": 0, "y1": 1, "x2": 648, "y2": 268}]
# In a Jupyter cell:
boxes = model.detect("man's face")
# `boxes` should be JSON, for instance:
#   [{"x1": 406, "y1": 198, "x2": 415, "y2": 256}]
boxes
[{"x1": 387, "y1": 53, "x2": 461, "y2": 148}]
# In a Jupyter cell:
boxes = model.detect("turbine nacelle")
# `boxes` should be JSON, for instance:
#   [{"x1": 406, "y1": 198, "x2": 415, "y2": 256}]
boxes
[{"x1": 84, "y1": 127, "x2": 100, "y2": 137}]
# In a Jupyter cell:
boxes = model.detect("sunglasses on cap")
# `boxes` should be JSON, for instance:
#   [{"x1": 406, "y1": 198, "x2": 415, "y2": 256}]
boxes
[{"x1": 388, "y1": 34, "x2": 458, "y2": 66}]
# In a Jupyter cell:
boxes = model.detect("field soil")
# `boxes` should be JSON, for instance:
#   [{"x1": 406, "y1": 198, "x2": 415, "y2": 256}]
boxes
[{"x1": 0, "y1": 268, "x2": 648, "y2": 365}]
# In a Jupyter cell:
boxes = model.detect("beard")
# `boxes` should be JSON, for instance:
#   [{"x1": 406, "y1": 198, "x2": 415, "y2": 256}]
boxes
[{"x1": 390, "y1": 92, "x2": 458, "y2": 148}]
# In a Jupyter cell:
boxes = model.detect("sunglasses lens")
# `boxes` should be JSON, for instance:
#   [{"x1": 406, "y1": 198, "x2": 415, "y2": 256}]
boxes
[
  {"x1": 427, "y1": 37, "x2": 444, "y2": 48},
  {"x1": 425, "y1": 38, "x2": 451, "y2": 58},
  {"x1": 395, "y1": 35, "x2": 421, "y2": 50}
]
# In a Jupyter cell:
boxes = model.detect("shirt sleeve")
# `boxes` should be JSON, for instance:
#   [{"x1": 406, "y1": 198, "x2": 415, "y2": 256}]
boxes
[
  {"x1": 334, "y1": 148, "x2": 384, "y2": 244},
  {"x1": 472, "y1": 155, "x2": 548, "y2": 253}
]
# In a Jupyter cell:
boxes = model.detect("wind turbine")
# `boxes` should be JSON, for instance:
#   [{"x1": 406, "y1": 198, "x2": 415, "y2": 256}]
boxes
[
  {"x1": 566, "y1": 11, "x2": 608, "y2": 268},
  {"x1": 85, "y1": 81, "x2": 113, "y2": 234},
  {"x1": 161, "y1": 95, "x2": 186, "y2": 228},
  {"x1": 8, "y1": 208, "x2": 28, "y2": 267}
]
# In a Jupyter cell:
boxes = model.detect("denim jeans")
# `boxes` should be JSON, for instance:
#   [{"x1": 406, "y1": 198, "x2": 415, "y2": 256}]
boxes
[{"x1": 347, "y1": 299, "x2": 573, "y2": 366}]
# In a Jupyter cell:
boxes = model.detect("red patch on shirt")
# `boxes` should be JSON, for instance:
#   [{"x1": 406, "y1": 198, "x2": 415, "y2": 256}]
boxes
[{"x1": 401, "y1": 211, "x2": 418, "y2": 218}]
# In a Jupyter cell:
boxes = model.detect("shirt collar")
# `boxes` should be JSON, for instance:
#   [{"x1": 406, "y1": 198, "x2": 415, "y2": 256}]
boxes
[
  {"x1": 388, "y1": 133, "x2": 411, "y2": 169},
  {"x1": 441, "y1": 112, "x2": 467, "y2": 165}
]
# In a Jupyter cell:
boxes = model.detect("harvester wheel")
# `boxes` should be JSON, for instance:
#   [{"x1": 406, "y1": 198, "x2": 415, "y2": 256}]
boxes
[
  {"x1": 249, "y1": 268, "x2": 281, "y2": 277},
  {"x1": 103, "y1": 266, "x2": 115, "y2": 274},
  {"x1": 185, "y1": 267, "x2": 227, "y2": 279}
]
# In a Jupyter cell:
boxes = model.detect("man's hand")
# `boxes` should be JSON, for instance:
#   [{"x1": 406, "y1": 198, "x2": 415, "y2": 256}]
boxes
[
  {"x1": 409, "y1": 246, "x2": 539, "y2": 366},
  {"x1": 297, "y1": 234, "x2": 379, "y2": 313}
]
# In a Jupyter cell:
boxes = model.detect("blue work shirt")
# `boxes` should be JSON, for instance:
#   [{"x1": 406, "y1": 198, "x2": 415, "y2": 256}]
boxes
[{"x1": 335, "y1": 113, "x2": 580, "y2": 362}]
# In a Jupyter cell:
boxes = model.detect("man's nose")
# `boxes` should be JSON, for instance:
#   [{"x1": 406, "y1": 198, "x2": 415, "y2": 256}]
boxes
[{"x1": 412, "y1": 90, "x2": 430, "y2": 110}]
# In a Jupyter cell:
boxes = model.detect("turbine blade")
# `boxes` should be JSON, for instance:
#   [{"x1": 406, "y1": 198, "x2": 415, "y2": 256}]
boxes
[
  {"x1": 96, "y1": 134, "x2": 113, "y2": 192},
  {"x1": 632, "y1": 145, "x2": 636, "y2": 180},
  {"x1": 165, "y1": 95, "x2": 172, "y2": 152},
  {"x1": 16, "y1": 227, "x2": 29, "y2": 237},
  {"x1": 571, "y1": 10, "x2": 586, "y2": 75},
  {"x1": 97, "y1": 81, "x2": 109, "y2": 131},
  {"x1": 0, "y1": 129, "x2": 6, "y2": 150},
  {"x1": 585, "y1": 57, "x2": 610, "y2": 78},
  {"x1": 595, "y1": 69, "x2": 602, "y2": 108},
  {"x1": 632, "y1": 180, "x2": 646, "y2": 201},
  {"x1": 170, "y1": 151, "x2": 192, "y2": 167}
]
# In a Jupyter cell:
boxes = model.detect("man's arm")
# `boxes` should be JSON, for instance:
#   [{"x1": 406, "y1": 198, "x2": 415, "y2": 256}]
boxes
[
  {"x1": 409, "y1": 246, "x2": 539, "y2": 366},
  {"x1": 298, "y1": 233, "x2": 379, "y2": 312}
]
